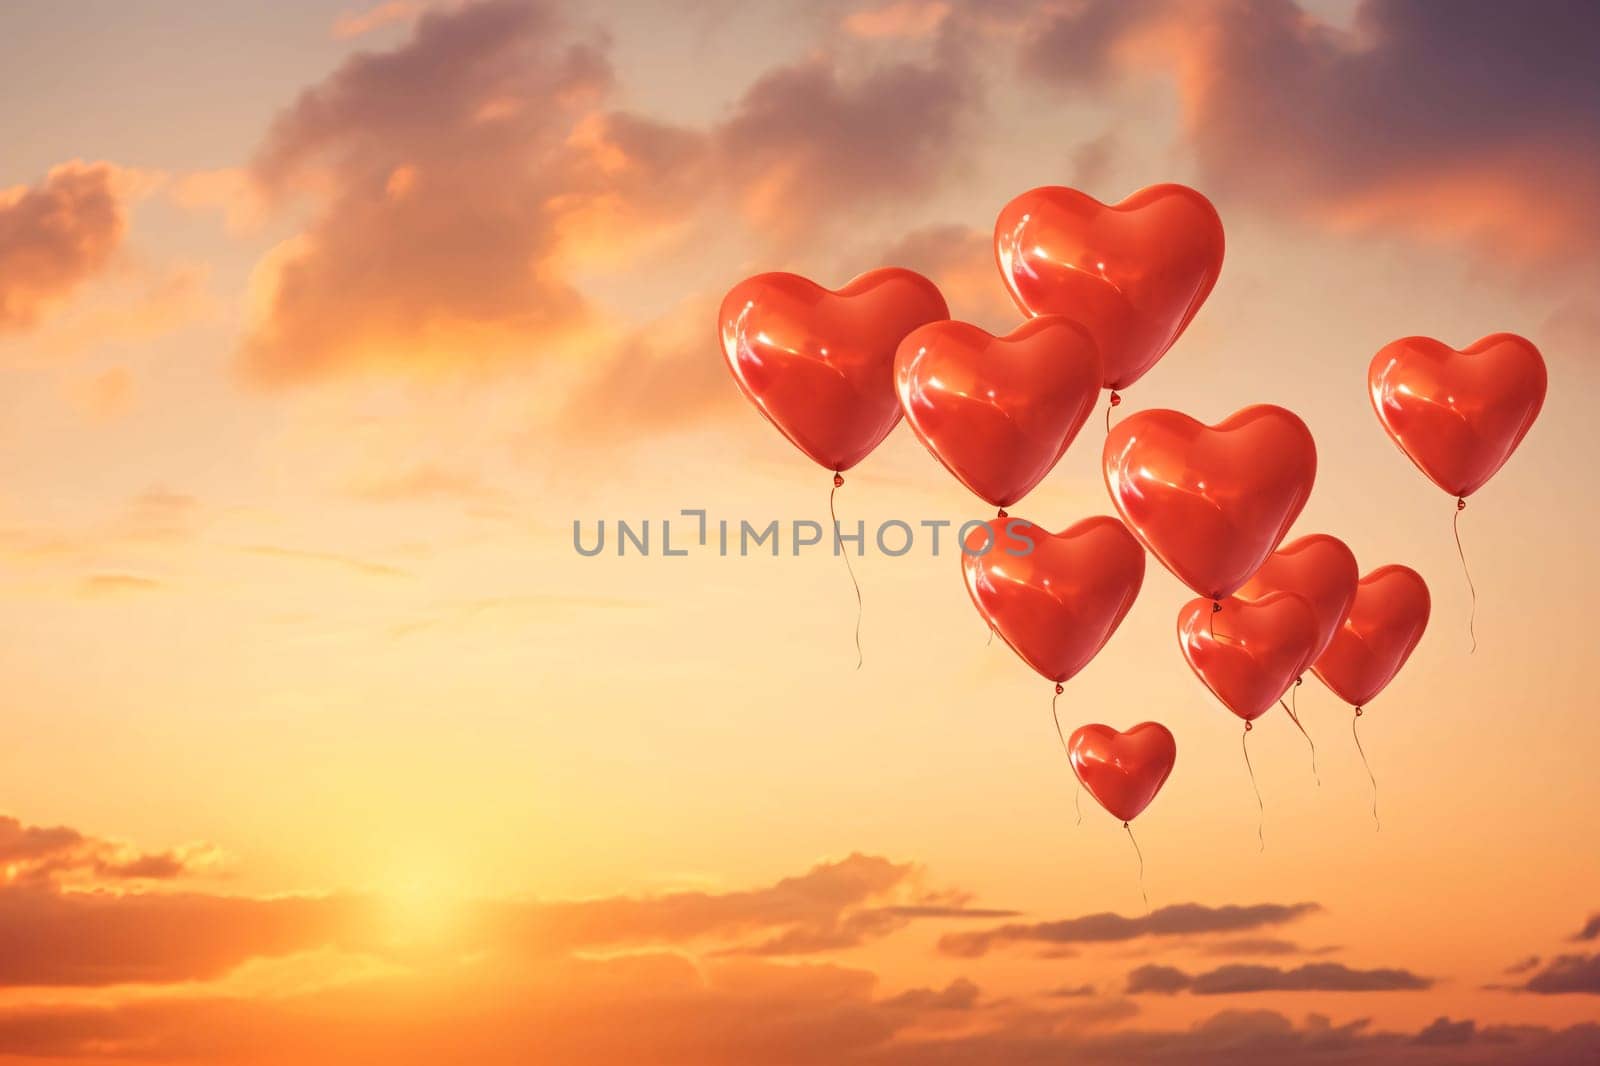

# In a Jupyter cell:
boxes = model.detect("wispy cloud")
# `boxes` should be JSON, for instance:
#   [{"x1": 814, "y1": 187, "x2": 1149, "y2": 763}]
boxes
[
  {"x1": 76, "y1": 573, "x2": 164, "y2": 598},
  {"x1": 1014, "y1": 0, "x2": 1600, "y2": 268},
  {"x1": 0, "y1": 815, "x2": 209, "y2": 889},
  {"x1": 1521, "y1": 954, "x2": 1600, "y2": 995},
  {"x1": 241, "y1": 0, "x2": 700, "y2": 383},
  {"x1": 939, "y1": 902, "x2": 1321, "y2": 958},
  {"x1": 331, "y1": 0, "x2": 429, "y2": 39},
  {"x1": 0, "y1": 163, "x2": 132, "y2": 333},
  {"x1": 1127, "y1": 961, "x2": 1432, "y2": 996},
  {"x1": 1573, "y1": 914, "x2": 1600, "y2": 942},
  {"x1": 1193, "y1": 938, "x2": 1336, "y2": 958}
]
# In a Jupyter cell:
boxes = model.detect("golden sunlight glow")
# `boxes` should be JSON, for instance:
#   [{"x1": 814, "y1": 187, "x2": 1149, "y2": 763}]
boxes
[{"x1": 377, "y1": 866, "x2": 469, "y2": 948}]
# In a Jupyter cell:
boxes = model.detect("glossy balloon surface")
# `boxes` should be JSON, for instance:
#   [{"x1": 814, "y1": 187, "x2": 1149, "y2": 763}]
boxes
[
  {"x1": 720, "y1": 268, "x2": 948, "y2": 472},
  {"x1": 995, "y1": 183, "x2": 1224, "y2": 390},
  {"x1": 1103, "y1": 405, "x2": 1318, "y2": 600},
  {"x1": 962, "y1": 516, "x2": 1145, "y2": 684},
  {"x1": 897, "y1": 316, "x2": 1102, "y2": 508},
  {"x1": 1369, "y1": 333, "x2": 1546, "y2": 499},
  {"x1": 1312, "y1": 565, "x2": 1431, "y2": 708},
  {"x1": 1178, "y1": 591, "x2": 1320, "y2": 722},
  {"x1": 1069, "y1": 722, "x2": 1177, "y2": 823},
  {"x1": 1236, "y1": 534, "x2": 1360, "y2": 666}
]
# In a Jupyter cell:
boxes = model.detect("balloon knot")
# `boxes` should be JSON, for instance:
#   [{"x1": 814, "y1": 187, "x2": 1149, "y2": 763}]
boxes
[
  {"x1": 1245, "y1": 720, "x2": 1253, "y2": 732},
  {"x1": 997, "y1": 508, "x2": 1008, "y2": 519},
  {"x1": 1456, "y1": 496, "x2": 1466, "y2": 511},
  {"x1": 1054, "y1": 683, "x2": 1064, "y2": 695},
  {"x1": 1212, "y1": 600, "x2": 1222, "y2": 614},
  {"x1": 1122, "y1": 820, "x2": 1130, "y2": 829},
  {"x1": 1354, "y1": 706, "x2": 1364, "y2": 717},
  {"x1": 1295, "y1": 676, "x2": 1303, "y2": 687},
  {"x1": 833, "y1": 472, "x2": 844, "y2": 488},
  {"x1": 1109, "y1": 391, "x2": 1122, "y2": 408}
]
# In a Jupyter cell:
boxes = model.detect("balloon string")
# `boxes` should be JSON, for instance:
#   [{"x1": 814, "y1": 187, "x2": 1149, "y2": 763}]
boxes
[
  {"x1": 1052, "y1": 685, "x2": 1084, "y2": 827},
  {"x1": 828, "y1": 475, "x2": 863, "y2": 670},
  {"x1": 986, "y1": 627, "x2": 995, "y2": 646},
  {"x1": 1279, "y1": 689, "x2": 1319, "y2": 787},
  {"x1": 1050, "y1": 685, "x2": 1069, "y2": 758},
  {"x1": 1296, "y1": 681, "x2": 1317, "y2": 786},
  {"x1": 1352, "y1": 709, "x2": 1380, "y2": 831},
  {"x1": 1242, "y1": 725, "x2": 1265, "y2": 852},
  {"x1": 1124, "y1": 821, "x2": 1149, "y2": 911},
  {"x1": 1453, "y1": 498, "x2": 1477, "y2": 654}
]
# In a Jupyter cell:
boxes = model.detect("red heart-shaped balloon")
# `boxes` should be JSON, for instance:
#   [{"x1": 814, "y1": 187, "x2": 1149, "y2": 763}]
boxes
[
  {"x1": 995, "y1": 183, "x2": 1224, "y2": 391},
  {"x1": 1236, "y1": 534, "x2": 1360, "y2": 666},
  {"x1": 720, "y1": 268, "x2": 949, "y2": 473},
  {"x1": 962, "y1": 515, "x2": 1146, "y2": 685},
  {"x1": 1312, "y1": 565, "x2": 1430, "y2": 708},
  {"x1": 1103, "y1": 405, "x2": 1317, "y2": 601},
  {"x1": 896, "y1": 317, "x2": 1103, "y2": 508},
  {"x1": 1178, "y1": 591, "x2": 1320, "y2": 723},
  {"x1": 1069, "y1": 722, "x2": 1177, "y2": 824},
  {"x1": 1369, "y1": 333, "x2": 1547, "y2": 500}
]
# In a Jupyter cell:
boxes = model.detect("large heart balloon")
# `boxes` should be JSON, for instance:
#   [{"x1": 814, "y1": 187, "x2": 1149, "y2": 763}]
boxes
[
  {"x1": 1312, "y1": 565, "x2": 1431, "y2": 708},
  {"x1": 962, "y1": 516, "x2": 1146, "y2": 684},
  {"x1": 994, "y1": 183, "x2": 1224, "y2": 391},
  {"x1": 719, "y1": 268, "x2": 949, "y2": 473},
  {"x1": 1068, "y1": 722, "x2": 1177, "y2": 824},
  {"x1": 1178, "y1": 591, "x2": 1320, "y2": 723},
  {"x1": 896, "y1": 316, "x2": 1102, "y2": 508},
  {"x1": 1369, "y1": 333, "x2": 1547, "y2": 500},
  {"x1": 1236, "y1": 534, "x2": 1360, "y2": 666},
  {"x1": 1103, "y1": 405, "x2": 1318, "y2": 601}
]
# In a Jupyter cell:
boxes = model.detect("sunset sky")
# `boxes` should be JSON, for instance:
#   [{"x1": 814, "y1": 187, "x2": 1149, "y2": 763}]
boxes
[{"x1": 2, "y1": 0, "x2": 1599, "y2": 1062}]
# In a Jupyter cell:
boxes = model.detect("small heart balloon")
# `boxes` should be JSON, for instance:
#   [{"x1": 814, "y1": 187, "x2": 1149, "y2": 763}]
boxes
[
  {"x1": 962, "y1": 516, "x2": 1145, "y2": 684},
  {"x1": 896, "y1": 316, "x2": 1103, "y2": 508},
  {"x1": 994, "y1": 183, "x2": 1224, "y2": 391},
  {"x1": 1312, "y1": 565, "x2": 1431, "y2": 708},
  {"x1": 1236, "y1": 534, "x2": 1360, "y2": 666},
  {"x1": 1369, "y1": 333, "x2": 1547, "y2": 499},
  {"x1": 1103, "y1": 405, "x2": 1318, "y2": 601},
  {"x1": 719, "y1": 268, "x2": 949, "y2": 473},
  {"x1": 1069, "y1": 722, "x2": 1177, "y2": 824},
  {"x1": 1178, "y1": 591, "x2": 1320, "y2": 723}
]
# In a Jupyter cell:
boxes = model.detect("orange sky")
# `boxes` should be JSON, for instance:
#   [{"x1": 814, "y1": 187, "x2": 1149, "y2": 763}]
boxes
[{"x1": 2, "y1": 1, "x2": 1599, "y2": 1062}]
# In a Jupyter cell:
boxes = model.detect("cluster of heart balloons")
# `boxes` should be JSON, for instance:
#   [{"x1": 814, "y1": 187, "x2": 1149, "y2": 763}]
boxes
[{"x1": 719, "y1": 183, "x2": 1547, "y2": 849}]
